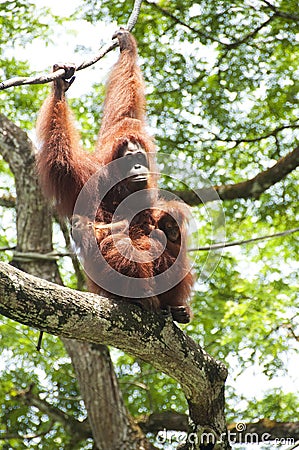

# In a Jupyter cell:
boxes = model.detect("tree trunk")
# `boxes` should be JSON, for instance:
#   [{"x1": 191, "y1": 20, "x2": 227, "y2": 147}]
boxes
[{"x1": 63, "y1": 340, "x2": 150, "y2": 450}]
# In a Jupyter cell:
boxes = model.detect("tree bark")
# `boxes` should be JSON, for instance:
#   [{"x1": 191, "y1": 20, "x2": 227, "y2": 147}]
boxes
[{"x1": 63, "y1": 340, "x2": 151, "y2": 449}]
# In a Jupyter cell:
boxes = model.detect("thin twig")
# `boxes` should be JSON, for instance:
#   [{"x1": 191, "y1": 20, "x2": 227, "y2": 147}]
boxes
[
  {"x1": 261, "y1": 0, "x2": 299, "y2": 21},
  {"x1": 0, "y1": 0, "x2": 143, "y2": 90},
  {"x1": 0, "y1": 246, "x2": 16, "y2": 252},
  {"x1": 0, "y1": 420, "x2": 54, "y2": 441},
  {"x1": 1, "y1": 227, "x2": 298, "y2": 258},
  {"x1": 57, "y1": 216, "x2": 86, "y2": 291},
  {"x1": 189, "y1": 227, "x2": 299, "y2": 252},
  {"x1": 143, "y1": 0, "x2": 219, "y2": 44},
  {"x1": 205, "y1": 122, "x2": 299, "y2": 146},
  {"x1": 12, "y1": 250, "x2": 71, "y2": 262}
]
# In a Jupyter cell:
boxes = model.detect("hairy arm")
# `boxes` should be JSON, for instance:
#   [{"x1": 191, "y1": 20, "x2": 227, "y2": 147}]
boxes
[
  {"x1": 36, "y1": 65, "x2": 98, "y2": 217},
  {"x1": 98, "y1": 30, "x2": 146, "y2": 140}
]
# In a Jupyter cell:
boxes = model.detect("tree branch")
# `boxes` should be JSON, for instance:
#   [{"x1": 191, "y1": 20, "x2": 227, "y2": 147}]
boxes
[
  {"x1": 2, "y1": 226, "x2": 298, "y2": 258},
  {"x1": 189, "y1": 227, "x2": 299, "y2": 252},
  {"x1": 143, "y1": 0, "x2": 221, "y2": 44},
  {"x1": 208, "y1": 123, "x2": 299, "y2": 145},
  {"x1": 0, "y1": 422, "x2": 54, "y2": 442},
  {"x1": 225, "y1": 16, "x2": 274, "y2": 50},
  {"x1": 0, "y1": 260, "x2": 228, "y2": 440},
  {"x1": 174, "y1": 145, "x2": 299, "y2": 205},
  {"x1": 126, "y1": 0, "x2": 143, "y2": 32},
  {"x1": 0, "y1": 0, "x2": 143, "y2": 90},
  {"x1": 139, "y1": 411, "x2": 188, "y2": 433},
  {"x1": 57, "y1": 216, "x2": 86, "y2": 290}
]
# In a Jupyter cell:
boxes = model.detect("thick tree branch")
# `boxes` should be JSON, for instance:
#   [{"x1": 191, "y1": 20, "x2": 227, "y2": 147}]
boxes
[
  {"x1": 0, "y1": 261, "x2": 228, "y2": 442},
  {"x1": 174, "y1": 145, "x2": 299, "y2": 205},
  {"x1": 139, "y1": 412, "x2": 188, "y2": 433},
  {"x1": 0, "y1": 0, "x2": 143, "y2": 90}
]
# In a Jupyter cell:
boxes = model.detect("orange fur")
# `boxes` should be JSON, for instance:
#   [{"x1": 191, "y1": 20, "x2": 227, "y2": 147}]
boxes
[{"x1": 36, "y1": 30, "x2": 193, "y2": 322}]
